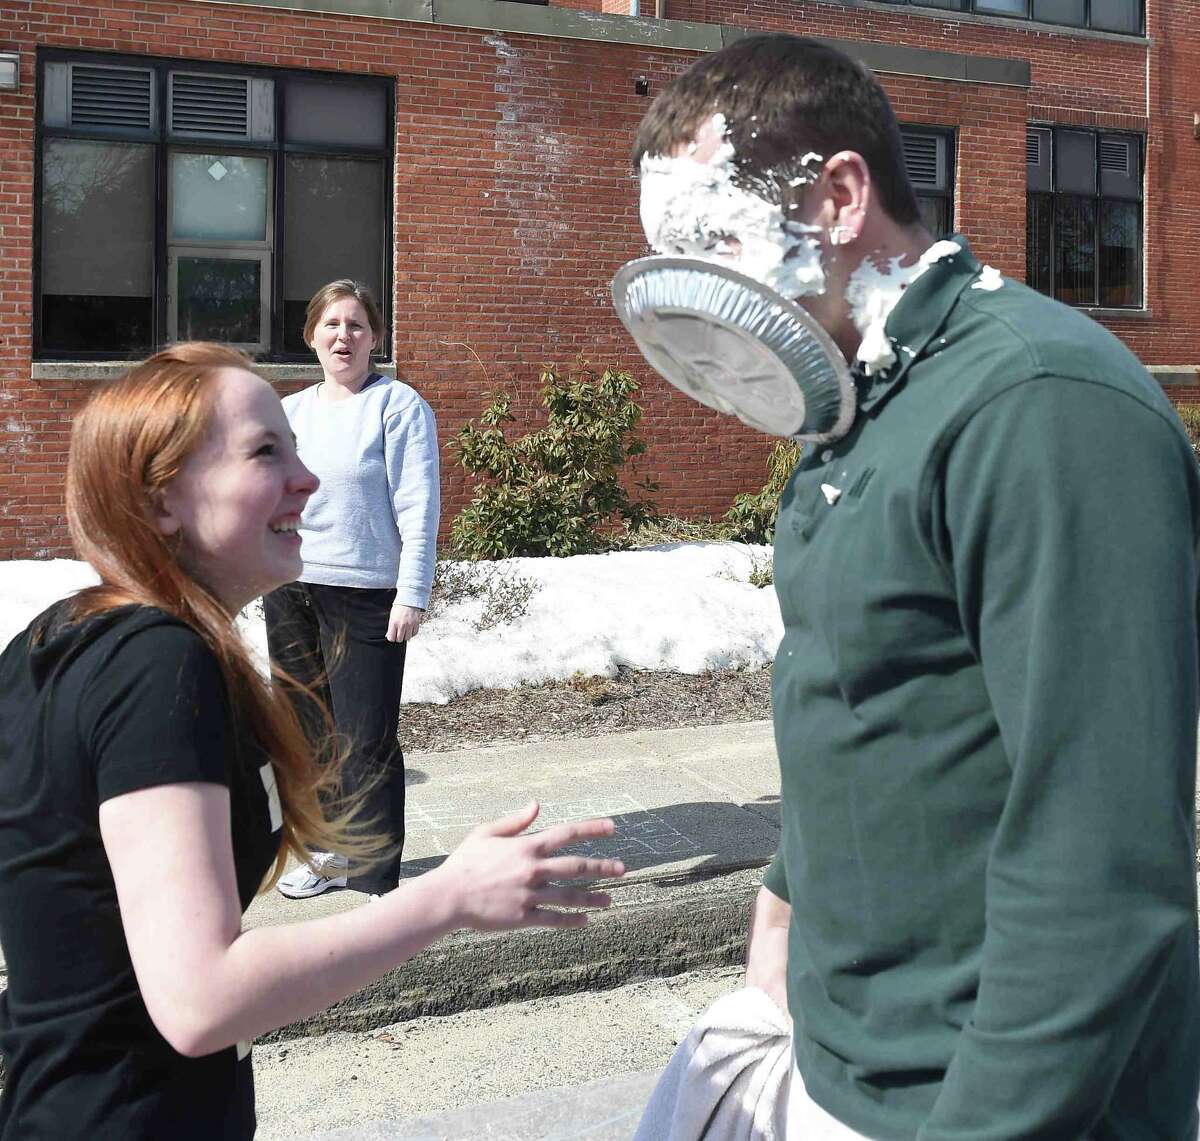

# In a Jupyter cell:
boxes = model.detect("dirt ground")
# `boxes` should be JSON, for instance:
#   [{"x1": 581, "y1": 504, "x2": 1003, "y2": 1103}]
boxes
[{"x1": 398, "y1": 664, "x2": 773, "y2": 754}]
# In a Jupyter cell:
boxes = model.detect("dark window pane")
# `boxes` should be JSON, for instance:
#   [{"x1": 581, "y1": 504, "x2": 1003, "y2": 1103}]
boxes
[
  {"x1": 1054, "y1": 196, "x2": 1096, "y2": 306},
  {"x1": 1026, "y1": 194, "x2": 1054, "y2": 296},
  {"x1": 40, "y1": 139, "x2": 154, "y2": 352},
  {"x1": 1033, "y1": 0, "x2": 1085, "y2": 23},
  {"x1": 282, "y1": 156, "x2": 384, "y2": 352},
  {"x1": 285, "y1": 79, "x2": 386, "y2": 148},
  {"x1": 976, "y1": 0, "x2": 1027, "y2": 13},
  {"x1": 177, "y1": 257, "x2": 262, "y2": 343},
  {"x1": 917, "y1": 196, "x2": 952, "y2": 240},
  {"x1": 41, "y1": 297, "x2": 152, "y2": 354},
  {"x1": 1055, "y1": 130, "x2": 1096, "y2": 195},
  {"x1": 1099, "y1": 200, "x2": 1141, "y2": 307},
  {"x1": 1090, "y1": 0, "x2": 1140, "y2": 32}
]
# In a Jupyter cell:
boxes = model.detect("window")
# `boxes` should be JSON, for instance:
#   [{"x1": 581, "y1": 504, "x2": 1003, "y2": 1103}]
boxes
[
  {"x1": 871, "y1": 0, "x2": 1142, "y2": 33},
  {"x1": 901, "y1": 128, "x2": 955, "y2": 239},
  {"x1": 1025, "y1": 125, "x2": 1143, "y2": 309},
  {"x1": 36, "y1": 53, "x2": 392, "y2": 359}
]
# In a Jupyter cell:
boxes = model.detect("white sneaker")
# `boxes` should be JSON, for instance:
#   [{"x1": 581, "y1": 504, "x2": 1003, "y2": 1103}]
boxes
[{"x1": 276, "y1": 852, "x2": 348, "y2": 899}]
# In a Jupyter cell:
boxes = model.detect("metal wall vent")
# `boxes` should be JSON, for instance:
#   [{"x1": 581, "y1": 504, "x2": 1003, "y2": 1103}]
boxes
[
  {"x1": 170, "y1": 73, "x2": 251, "y2": 137},
  {"x1": 1100, "y1": 138, "x2": 1131, "y2": 175},
  {"x1": 70, "y1": 64, "x2": 154, "y2": 130},
  {"x1": 1026, "y1": 130, "x2": 1041, "y2": 166},
  {"x1": 902, "y1": 132, "x2": 944, "y2": 190}
]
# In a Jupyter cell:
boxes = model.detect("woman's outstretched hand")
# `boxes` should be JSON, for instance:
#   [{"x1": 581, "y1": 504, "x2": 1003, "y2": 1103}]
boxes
[{"x1": 433, "y1": 800, "x2": 625, "y2": 932}]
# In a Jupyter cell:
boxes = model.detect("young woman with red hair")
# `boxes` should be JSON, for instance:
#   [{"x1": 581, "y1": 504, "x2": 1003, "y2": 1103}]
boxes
[{"x1": 0, "y1": 343, "x2": 622, "y2": 1140}]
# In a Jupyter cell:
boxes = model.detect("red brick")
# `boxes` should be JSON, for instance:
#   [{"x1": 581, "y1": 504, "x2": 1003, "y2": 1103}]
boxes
[{"x1": 0, "y1": 0, "x2": 1195, "y2": 558}]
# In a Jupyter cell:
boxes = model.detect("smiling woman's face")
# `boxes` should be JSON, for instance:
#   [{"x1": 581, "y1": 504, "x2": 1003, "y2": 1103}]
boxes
[
  {"x1": 157, "y1": 368, "x2": 318, "y2": 612},
  {"x1": 309, "y1": 296, "x2": 378, "y2": 389}
]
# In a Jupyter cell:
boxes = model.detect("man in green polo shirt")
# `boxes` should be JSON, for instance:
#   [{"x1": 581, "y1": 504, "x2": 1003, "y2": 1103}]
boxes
[{"x1": 632, "y1": 33, "x2": 1199, "y2": 1139}]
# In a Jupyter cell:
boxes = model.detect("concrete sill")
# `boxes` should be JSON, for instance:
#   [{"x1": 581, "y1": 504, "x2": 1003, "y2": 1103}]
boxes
[
  {"x1": 1081, "y1": 307, "x2": 1153, "y2": 320},
  {"x1": 1147, "y1": 365, "x2": 1200, "y2": 386}
]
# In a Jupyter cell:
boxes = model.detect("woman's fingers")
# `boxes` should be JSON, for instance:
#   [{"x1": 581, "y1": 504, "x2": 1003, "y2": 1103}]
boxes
[
  {"x1": 531, "y1": 886, "x2": 613, "y2": 910},
  {"x1": 534, "y1": 855, "x2": 625, "y2": 883},
  {"x1": 477, "y1": 800, "x2": 541, "y2": 838},
  {"x1": 516, "y1": 886, "x2": 614, "y2": 929},
  {"x1": 529, "y1": 816, "x2": 615, "y2": 854}
]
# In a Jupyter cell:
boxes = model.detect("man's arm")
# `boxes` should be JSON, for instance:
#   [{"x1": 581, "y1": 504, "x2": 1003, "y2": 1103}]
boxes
[
  {"x1": 746, "y1": 883, "x2": 791, "y2": 1015},
  {"x1": 917, "y1": 378, "x2": 1200, "y2": 1138}
]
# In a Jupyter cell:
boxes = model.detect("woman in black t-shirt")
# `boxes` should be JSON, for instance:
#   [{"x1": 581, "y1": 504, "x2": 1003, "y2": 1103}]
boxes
[{"x1": 0, "y1": 343, "x2": 625, "y2": 1140}]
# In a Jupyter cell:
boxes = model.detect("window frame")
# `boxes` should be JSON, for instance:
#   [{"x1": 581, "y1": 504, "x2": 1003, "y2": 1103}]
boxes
[
  {"x1": 900, "y1": 125, "x2": 957, "y2": 240},
  {"x1": 33, "y1": 48, "x2": 394, "y2": 363},
  {"x1": 870, "y1": 0, "x2": 1144, "y2": 35},
  {"x1": 1025, "y1": 123, "x2": 1145, "y2": 310},
  {"x1": 167, "y1": 246, "x2": 273, "y2": 353}
]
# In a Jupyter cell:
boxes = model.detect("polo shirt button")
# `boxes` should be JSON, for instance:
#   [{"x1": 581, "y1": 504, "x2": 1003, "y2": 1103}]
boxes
[{"x1": 821, "y1": 449, "x2": 834, "y2": 462}]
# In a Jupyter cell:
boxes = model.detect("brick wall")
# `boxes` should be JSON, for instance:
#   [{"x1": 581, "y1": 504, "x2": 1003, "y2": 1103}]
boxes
[
  {"x1": 0, "y1": 0, "x2": 1195, "y2": 559},
  {"x1": 656, "y1": 0, "x2": 1200, "y2": 370}
]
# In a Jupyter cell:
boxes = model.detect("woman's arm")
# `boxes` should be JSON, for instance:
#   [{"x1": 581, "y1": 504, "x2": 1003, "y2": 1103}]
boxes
[
  {"x1": 384, "y1": 395, "x2": 440, "y2": 614},
  {"x1": 100, "y1": 786, "x2": 620, "y2": 1057}
]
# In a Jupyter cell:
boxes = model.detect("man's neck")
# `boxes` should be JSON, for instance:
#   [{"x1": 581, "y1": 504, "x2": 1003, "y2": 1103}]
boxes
[{"x1": 813, "y1": 221, "x2": 935, "y2": 365}]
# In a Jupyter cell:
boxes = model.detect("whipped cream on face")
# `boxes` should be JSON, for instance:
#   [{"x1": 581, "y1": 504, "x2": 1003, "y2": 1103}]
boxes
[
  {"x1": 639, "y1": 113, "x2": 826, "y2": 300},
  {"x1": 846, "y1": 239, "x2": 960, "y2": 376}
]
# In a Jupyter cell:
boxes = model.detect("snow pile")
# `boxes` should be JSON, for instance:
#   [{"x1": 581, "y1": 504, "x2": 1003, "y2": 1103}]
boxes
[{"x1": 0, "y1": 543, "x2": 783, "y2": 705}]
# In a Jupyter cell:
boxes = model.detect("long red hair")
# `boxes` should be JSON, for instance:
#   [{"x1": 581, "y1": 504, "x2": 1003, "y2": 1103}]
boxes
[{"x1": 65, "y1": 342, "x2": 382, "y2": 888}]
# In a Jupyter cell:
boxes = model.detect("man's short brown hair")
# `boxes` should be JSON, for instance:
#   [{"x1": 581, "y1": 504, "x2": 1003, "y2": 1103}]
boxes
[{"x1": 633, "y1": 34, "x2": 921, "y2": 227}]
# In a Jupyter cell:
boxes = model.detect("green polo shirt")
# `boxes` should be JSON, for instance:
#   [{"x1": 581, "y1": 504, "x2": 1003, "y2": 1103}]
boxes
[{"x1": 765, "y1": 237, "x2": 1200, "y2": 1139}]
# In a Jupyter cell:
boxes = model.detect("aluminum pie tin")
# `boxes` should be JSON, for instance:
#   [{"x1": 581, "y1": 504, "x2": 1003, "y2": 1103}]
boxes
[{"x1": 611, "y1": 255, "x2": 855, "y2": 443}]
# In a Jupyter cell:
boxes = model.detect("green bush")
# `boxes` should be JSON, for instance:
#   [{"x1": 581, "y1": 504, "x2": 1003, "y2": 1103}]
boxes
[
  {"x1": 724, "y1": 440, "x2": 804, "y2": 544},
  {"x1": 1176, "y1": 405, "x2": 1200, "y2": 461},
  {"x1": 450, "y1": 363, "x2": 657, "y2": 559}
]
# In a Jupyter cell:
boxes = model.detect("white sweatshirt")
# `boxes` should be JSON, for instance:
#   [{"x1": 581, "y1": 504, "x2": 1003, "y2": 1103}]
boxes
[{"x1": 283, "y1": 374, "x2": 440, "y2": 609}]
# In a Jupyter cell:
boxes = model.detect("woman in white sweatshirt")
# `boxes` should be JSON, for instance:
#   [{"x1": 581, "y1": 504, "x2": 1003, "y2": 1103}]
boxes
[{"x1": 264, "y1": 279, "x2": 439, "y2": 899}]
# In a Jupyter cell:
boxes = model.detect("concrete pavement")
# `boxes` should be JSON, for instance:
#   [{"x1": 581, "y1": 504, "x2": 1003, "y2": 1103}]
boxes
[
  {"x1": 244, "y1": 719, "x2": 781, "y2": 1041},
  {"x1": 255, "y1": 965, "x2": 746, "y2": 1139}
]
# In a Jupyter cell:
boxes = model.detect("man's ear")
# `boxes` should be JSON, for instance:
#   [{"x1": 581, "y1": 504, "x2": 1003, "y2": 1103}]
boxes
[{"x1": 821, "y1": 151, "x2": 872, "y2": 245}]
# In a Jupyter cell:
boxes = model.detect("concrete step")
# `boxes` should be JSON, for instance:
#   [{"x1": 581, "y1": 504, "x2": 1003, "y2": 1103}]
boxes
[{"x1": 254, "y1": 965, "x2": 746, "y2": 1140}]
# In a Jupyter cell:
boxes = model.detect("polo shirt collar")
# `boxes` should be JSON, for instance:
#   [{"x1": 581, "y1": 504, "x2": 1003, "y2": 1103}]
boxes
[{"x1": 854, "y1": 234, "x2": 981, "y2": 413}]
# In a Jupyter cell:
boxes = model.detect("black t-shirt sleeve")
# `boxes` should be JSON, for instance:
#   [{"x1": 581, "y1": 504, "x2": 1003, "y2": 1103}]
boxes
[{"x1": 79, "y1": 623, "x2": 236, "y2": 804}]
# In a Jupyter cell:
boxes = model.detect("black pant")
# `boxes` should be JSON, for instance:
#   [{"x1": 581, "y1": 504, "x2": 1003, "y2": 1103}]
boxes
[{"x1": 263, "y1": 581, "x2": 406, "y2": 894}]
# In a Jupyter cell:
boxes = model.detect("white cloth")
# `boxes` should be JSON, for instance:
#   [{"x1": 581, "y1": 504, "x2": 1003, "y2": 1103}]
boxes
[
  {"x1": 785, "y1": 1064, "x2": 873, "y2": 1140},
  {"x1": 633, "y1": 987, "x2": 792, "y2": 1141}
]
